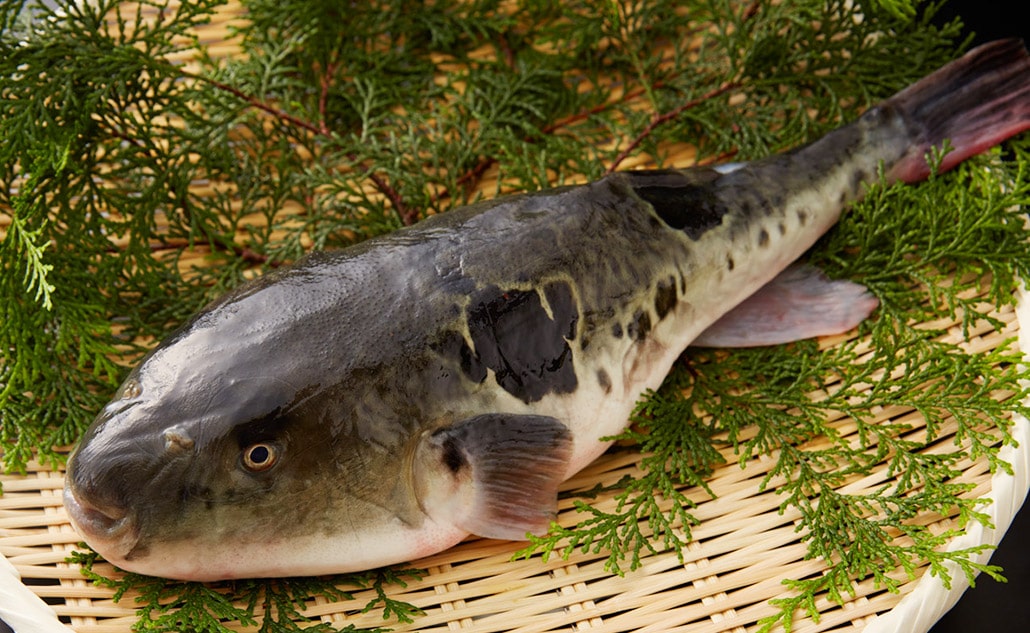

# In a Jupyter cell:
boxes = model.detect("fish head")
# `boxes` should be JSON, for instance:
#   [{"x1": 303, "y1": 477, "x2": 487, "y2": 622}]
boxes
[{"x1": 62, "y1": 321, "x2": 381, "y2": 580}]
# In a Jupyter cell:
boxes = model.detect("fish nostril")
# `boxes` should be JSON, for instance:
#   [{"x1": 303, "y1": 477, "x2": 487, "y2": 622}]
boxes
[{"x1": 164, "y1": 427, "x2": 195, "y2": 454}]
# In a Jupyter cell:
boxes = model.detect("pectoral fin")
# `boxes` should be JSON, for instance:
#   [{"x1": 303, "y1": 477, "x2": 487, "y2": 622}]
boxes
[
  {"x1": 692, "y1": 264, "x2": 878, "y2": 347},
  {"x1": 416, "y1": 414, "x2": 573, "y2": 540}
]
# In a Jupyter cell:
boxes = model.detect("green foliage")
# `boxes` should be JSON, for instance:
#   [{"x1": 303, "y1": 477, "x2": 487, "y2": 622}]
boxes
[
  {"x1": 69, "y1": 549, "x2": 420, "y2": 632},
  {"x1": 2, "y1": 0, "x2": 1024, "y2": 630},
  {"x1": 1, "y1": 0, "x2": 231, "y2": 472}
]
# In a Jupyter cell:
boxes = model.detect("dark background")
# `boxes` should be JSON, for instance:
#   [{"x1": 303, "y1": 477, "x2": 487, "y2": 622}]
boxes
[{"x1": 927, "y1": 1, "x2": 1029, "y2": 632}]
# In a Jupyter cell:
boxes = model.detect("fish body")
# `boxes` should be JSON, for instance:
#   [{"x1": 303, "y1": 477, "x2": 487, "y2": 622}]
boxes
[{"x1": 64, "y1": 40, "x2": 1030, "y2": 581}]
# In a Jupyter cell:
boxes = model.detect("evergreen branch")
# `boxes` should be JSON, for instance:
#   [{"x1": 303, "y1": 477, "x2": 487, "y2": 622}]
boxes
[
  {"x1": 2, "y1": 212, "x2": 55, "y2": 310},
  {"x1": 357, "y1": 569, "x2": 426, "y2": 625},
  {"x1": 67, "y1": 550, "x2": 409, "y2": 633},
  {"x1": 606, "y1": 80, "x2": 742, "y2": 173},
  {"x1": 178, "y1": 66, "x2": 416, "y2": 225},
  {"x1": 183, "y1": 68, "x2": 324, "y2": 135}
]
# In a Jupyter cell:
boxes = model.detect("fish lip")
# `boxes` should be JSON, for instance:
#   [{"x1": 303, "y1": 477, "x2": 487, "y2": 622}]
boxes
[{"x1": 63, "y1": 483, "x2": 141, "y2": 559}]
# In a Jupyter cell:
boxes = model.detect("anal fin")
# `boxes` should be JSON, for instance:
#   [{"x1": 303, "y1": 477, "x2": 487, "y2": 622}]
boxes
[
  {"x1": 692, "y1": 264, "x2": 878, "y2": 348},
  {"x1": 418, "y1": 414, "x2": 573, "y2": 540}
]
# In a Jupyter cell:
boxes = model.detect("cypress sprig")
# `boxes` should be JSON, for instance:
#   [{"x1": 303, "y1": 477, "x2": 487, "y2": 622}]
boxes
[{"x1": 68, "y1": 549, "x2": 417, "y2": 632}]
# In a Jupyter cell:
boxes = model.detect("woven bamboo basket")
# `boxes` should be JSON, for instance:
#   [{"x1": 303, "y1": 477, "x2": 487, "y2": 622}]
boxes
[
  {"x1": 2, "y1": 3, "x2": 1028, "y2": 632},
  {"x1": 2, "y1": 303, "x2": 1027, "y2": 633}
]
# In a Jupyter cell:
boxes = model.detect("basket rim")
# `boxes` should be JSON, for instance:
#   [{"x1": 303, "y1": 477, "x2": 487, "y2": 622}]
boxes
[{"x1": 860, "y1": 283, "x2": 1030, "y2": 633}]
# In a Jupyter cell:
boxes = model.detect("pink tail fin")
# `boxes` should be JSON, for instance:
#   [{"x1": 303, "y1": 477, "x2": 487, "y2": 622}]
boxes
[{"x1": 887, "y1": 39, "x2": 1030, "y2": 183}]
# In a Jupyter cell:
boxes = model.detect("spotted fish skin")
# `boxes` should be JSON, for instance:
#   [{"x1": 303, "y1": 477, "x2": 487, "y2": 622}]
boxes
[{"x1": 63, "y1": 40, "x2": 1030, "y2": 581}]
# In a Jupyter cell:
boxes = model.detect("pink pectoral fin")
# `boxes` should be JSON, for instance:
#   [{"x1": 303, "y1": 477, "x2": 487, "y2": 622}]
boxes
[
  {"x1": 692, "y1": 264, "x2": 878, "y2": 348},
  {"x1": 429, "y1": 414, "x2": 574, "y2": 541}
]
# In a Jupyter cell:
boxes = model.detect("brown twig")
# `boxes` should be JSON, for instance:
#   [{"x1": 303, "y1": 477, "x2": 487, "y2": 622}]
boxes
[
  {"x1": 605, "y1": 81, "x2": 741, "y2": 174},
  {"x1": 317, "y1": 60, "x2": 337, "y2": 136},
  {"x1": 434, "y1": 82, "x2": 669, "y2": 207},
  {"x1": 370, "y1": 172, "x2": 419, "y2": 226},
  {"x1": 182, "y1": 69, "x2": 324, "y2": 136},
  {"x1": 498, "y1": 32, "x2": 516, "y2": 70},
  {"x1": 123, "y1": 240, "x2": 274, "y2": 267},
  {"x1": 179, "y1": 68, "x2": 415, "y2": 223},
  {"x1": 743, "y1": 0, "x2": 763, "y2": 20},
  {"x1": 542, "y1": 84, "x2": 656, "y2": 134}
]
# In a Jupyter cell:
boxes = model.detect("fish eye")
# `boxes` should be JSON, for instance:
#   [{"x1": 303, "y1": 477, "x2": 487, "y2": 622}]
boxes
[{"x1": 241, "y1": 443, "x2": 279, "y2": 472}]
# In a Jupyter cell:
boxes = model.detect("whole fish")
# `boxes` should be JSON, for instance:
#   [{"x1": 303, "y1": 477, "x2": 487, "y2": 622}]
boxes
[{"x1": 64, "y1": 40, "x2": 1030, "y2": 581}]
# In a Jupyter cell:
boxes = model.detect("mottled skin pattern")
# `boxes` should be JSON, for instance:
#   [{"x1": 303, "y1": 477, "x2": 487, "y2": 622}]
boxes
[{"x1": 64, "y1": 41, "x2": 1030, "y2": 580}]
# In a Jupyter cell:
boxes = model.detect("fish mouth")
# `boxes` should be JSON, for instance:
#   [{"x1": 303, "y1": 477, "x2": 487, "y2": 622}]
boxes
[{"x1": 63, "y1": 483, "x2": 141, "y2": 561}]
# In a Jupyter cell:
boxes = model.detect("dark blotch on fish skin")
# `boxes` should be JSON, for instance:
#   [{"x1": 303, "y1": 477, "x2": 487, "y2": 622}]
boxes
[
  {"x1": 597, "y1": 369, "x2": 612, "y2": 394},
  {"x1": 777, "y1": 222, "x2": 786, "y2": 236},
  {"x1": 797, "y1": 208, "x2": 809, "y2": 226},
  {"x1": 654, "y1": 276, "x2": 678, "y2": 321},
  {"x1": 753, "y1": 197, "x2": 770, "y2": 218},
  {"x1": 578, "y1": 310, "x2": 612, "y2": 352},
  {"x1": 757, "y1": 228, "x2": 770, "y2": 247},
  {"x1": 579, "y1": 307, "x2": 619, "y2": 352},
  {"x1": 627, "y1": 310, "x2": 652, "y2": 342},
  {"x1": 727, "y1": 255, "x2": 735, "y2": 271},
  {"x1": 433, "y1": 329, "x2": 487, "y2": 384},
  {"x1": 612, "y1": 322, "x2": 623, "y2": 338},
  {"x1": 850, "y1": 168, "x2": 867, "y2": 194},
  {"x1": 623, "y1": 169, "x2": 729, "y2": 240},
  {"x1": 442, "y1": 437, "x2": 467, "y2": 474},
  {"x1": 543, "y1": 281, "x2": 579, "y2": 340},
  {"x1": 466, "y1": 283, "x2": 579, "y2": 404}
]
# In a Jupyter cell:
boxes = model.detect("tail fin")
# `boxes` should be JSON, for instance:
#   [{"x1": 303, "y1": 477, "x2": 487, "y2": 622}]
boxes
[{"x1": 887, "y1": 39, "x2": 1030, "y2": 183}]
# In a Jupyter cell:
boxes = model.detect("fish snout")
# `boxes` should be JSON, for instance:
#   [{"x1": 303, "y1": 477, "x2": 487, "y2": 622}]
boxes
[
  {"x1": 63, "y1": 458, "x2": 141, "y2": 559},
  {"x1": 63, "y1": 481, "x2": 133, "y2": 541},
  {"x1": 63, "y1": 418, "x2": 197, "y2": 559}
]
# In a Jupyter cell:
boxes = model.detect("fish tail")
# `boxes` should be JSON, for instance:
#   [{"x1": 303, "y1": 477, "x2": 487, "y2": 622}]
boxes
[{"x1": 886, "y1": 39, "x2": 1030, "y2": 183}]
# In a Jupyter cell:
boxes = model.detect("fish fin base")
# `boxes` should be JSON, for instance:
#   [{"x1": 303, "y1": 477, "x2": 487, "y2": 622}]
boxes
[
  {"x1": 692, "y1": 264, "x2": 878, "y2": 348},
  {"x1": 426, "y1": 413, "x2": 573, "y2": 540}
]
